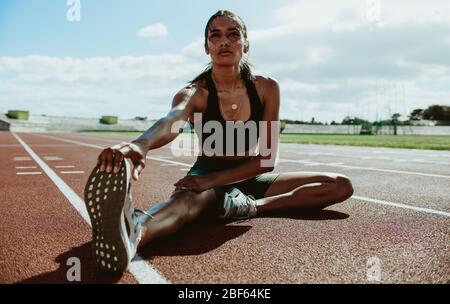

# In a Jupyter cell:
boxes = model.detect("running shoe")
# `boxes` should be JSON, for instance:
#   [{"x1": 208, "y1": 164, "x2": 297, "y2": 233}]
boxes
[
  {"x1": 219, "y1": 187, "x2": 258, "y2": 220},
  {"x1": 84, "y1": 159, "x2": 150, "y2": 274}
]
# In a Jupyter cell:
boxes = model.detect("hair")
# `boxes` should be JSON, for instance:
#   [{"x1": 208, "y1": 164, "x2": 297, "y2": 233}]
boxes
[{"x1": 190, "y1": 10, "x2": 253, "y2": 85}]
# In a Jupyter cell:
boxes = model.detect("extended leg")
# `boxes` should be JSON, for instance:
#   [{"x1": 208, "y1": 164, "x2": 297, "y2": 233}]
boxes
[
  {"x1": 138, "y1": 188, "x2": 217, "y2": 249},
  {"x1": 256, "y1": 172, "x2": 354, "y2": 214}
]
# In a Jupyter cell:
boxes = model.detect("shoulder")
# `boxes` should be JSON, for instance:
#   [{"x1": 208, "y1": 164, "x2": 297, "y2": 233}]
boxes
[
  {"x1": 253, "y1": 75, "x2": 279, "y2": 87},
  {"x1": 171, "y1": 79, "x2": 208, "y2": 110},
  {"x1": 252, "y1": 75, "x2": 280, "y2": 105}
]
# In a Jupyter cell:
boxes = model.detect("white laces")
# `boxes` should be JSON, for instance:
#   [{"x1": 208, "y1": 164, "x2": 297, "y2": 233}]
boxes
[{"x1": 233, "y1": 194, "x2": 256, "y2": 219}]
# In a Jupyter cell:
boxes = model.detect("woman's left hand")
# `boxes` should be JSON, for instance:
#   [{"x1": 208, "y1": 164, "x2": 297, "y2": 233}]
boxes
[{"x1": 174, "y1": 175, "x2": 214, "y2": 193}]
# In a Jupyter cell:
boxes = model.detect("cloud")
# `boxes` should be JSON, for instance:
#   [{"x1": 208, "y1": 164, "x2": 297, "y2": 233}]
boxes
[
  {"x1": 243, "y1": 0, "x2": 450, "y2": 122},
  {"x1": 136, "y1": 23, "x2": 168, "y2": 38},
  {"x1": 0, "y1": 54, "x2": 205, "y2": 118},
  {"x1": 271, "y1": 0, "x2": 450, "y2": 31},
  {"x1": 1, "y1": 1, "x2": 449, "y2": 123}
]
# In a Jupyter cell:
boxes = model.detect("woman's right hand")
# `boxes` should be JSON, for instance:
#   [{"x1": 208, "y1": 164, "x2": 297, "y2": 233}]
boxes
[{"x1": 97, "y1": 141, "x2": 147, "y2": 181}]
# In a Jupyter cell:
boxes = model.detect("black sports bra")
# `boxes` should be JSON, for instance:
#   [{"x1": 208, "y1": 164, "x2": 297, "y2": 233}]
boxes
[{"x1": 191, "y1": 70, "x2": 264, "y2": 156}]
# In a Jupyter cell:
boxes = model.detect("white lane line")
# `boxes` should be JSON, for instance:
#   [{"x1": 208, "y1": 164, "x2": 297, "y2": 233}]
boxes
[
  {"x1": 16, "y1": 172, "x2": 42, "y2": 175},
  {"x1": 14, "y1": 132, "x2": 170, "y2": 284},
  {"x1": 284, "y1": 146, "x2": 450, "y2": 159},
  {"x1": 303, "y1": 163, "x2": 321, "y2": 167},
  {"x1": 60, "y1": 171, "x2": 85, "y2": 174},
  {"x1": 55, "y1": 165, "x2": 76, "y2": 168},
  {"x1": 44, "y1": 156, "x2": 63, "y2": 161},
  {"x1": 36, "y1": 134, "x2": 450, "y2": 218},
  {"x1": 57, "y1": 133, "x2": 131, "y2": 144},
  {"x1": 156, "y1": 144, "x2": 450, "y2": 178},
  {"x1": 16, "y1": 166, "x2": 38, "y2": 169},
  {"x1": 278, "y1": 159, "x2": 450, "y2": 179},
  {"x1": 31, "y1": 144, "x2": 77, "y2": 147},
  {"x1": 89, "y1": 139, "x2": 449, "y2": 177},
  {"x1": 152, "y1": 155, "x2": 173, "y2": 159},
  {"x1": 352, "y1": 195, "x2": 450, "y2": 218},
  {"x1": 161, "y1": 163, "x2": 181, "y2": 167},
  {"x1": 290, "y1": 150, "x2": 450, "y2": 166},
  {"x1": 64, "y1": 133, "x2": 450, "y2": 161},
  {"x1": 37, "y1": 133, "x2": 193, "y2": 167},
  {"x1": 13, "y1": 156, "x2": 31, "y2": 161},
  {"x1": 13, "y1": 134, "x2": 92, "y2": 224}
]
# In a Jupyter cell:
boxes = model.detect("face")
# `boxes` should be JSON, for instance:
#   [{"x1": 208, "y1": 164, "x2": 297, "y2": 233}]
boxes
[{"x1": 205, "y1": 16, "x2": 249, "y2": 66}]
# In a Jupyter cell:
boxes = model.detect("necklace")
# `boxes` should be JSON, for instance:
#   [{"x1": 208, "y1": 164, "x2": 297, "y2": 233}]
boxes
[
  {"x1": 212, "y1": 73, "x2": 244, "y2": 94},
  {"x1": 211, "y1": 74, "x2": 244, "y2": 111}
]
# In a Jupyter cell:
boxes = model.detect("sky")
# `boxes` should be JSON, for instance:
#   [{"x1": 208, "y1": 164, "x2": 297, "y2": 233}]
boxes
[{"x1": 1, "y1": 0, "x2": 449, "y2": 123}]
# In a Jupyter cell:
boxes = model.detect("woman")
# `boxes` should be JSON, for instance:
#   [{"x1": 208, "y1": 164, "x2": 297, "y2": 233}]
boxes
[{"x1": 84, "y1": 10, "x2": 354, "y2": 274}]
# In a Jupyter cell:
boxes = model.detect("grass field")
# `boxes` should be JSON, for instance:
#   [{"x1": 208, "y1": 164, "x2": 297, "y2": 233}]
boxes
[{"x1": 80, "y1": 131, "x2": 450, "y2": 151}]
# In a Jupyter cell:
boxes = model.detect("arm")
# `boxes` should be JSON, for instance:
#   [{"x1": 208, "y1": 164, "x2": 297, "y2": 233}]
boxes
[
  {"x1": 132, "y1": 85, "x2": 198, "y2": 152},
  {"x1": 97, "y1": 85, "x2": 198, "y2": 181},
  {"x1": 207, "y1": 78, "x2": 280, "y2": 187}
]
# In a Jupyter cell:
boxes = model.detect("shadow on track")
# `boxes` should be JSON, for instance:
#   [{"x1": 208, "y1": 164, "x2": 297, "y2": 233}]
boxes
[
  {"x1": 140, "y1": 220, "x2": 252, "y2": 258},
  {"x1": 140, "y1": 209, "x2": 348, "y2": 258},
  {"x1": 259, "y1": 209, "x2": 350, "y2": 221},
  {"x1": 17, "y1": 242, "x2": 123, "y2": 284},
  {"x1": 16, "y1": 210, "x2": 348, "y2": 283}
]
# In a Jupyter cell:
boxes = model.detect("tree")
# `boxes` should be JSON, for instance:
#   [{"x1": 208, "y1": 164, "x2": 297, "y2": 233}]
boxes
[
  {"x1": 422, "y1": 105, "x2": 450, "y2": 121},
  {"x1": 341, "y1": 116, "x2": 353, "y2": 124},
  {"x1": 391, "y1": 113, "x2": 401, "y2": 135},
  {"x1": 408, "y1": 109, "x2": 423, "y2": 121}
]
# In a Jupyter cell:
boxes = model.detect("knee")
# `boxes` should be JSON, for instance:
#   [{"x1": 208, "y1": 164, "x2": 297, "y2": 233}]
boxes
[
  {"x1": 336, "y1": 175, "x2": 354, "y2": 200},
  {"x1": 170, "y1": 190, "x2": 197, "y2": 223}
]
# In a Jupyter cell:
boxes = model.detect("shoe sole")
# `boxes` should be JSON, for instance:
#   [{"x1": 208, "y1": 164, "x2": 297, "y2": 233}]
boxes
[{"x1": 84, "y1": 159, "x2": 132, "y2": 274}]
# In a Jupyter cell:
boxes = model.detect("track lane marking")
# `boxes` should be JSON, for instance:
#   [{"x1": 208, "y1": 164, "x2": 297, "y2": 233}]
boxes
[
  {"x1": 36, "y1": 134, "x2": 193, "y2": 167},
  {"x1": 36, "y1": 133, "x2": 450, "y2": 218},
  {"x1": 63, "y1": 133, "x2": 450, "y2": 160},
  {"x1": 60, "y1": 171, "x2": 85, "y2": 174},
  {"x1": 13, "y1": 156, "x2": 32, "y2": 161},
  {"x1": 352, "y1": 195, "x2": 450, "y2": 218},
  {"x1": 12, "y1": 132, "x2": 170, "y2": 284},
  {"x1": 43, "y1": 156, "x2": 63, "y2": 161},
  {"x1": 278, "y1": 159, "x2": 450, "y2": 179},
  {"x1": 16, "y1": 172, "x2": 42, "y2": 175}
]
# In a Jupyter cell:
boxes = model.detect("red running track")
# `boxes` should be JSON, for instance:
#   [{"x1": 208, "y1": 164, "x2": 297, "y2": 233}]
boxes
[{"x1": 0, "y1": 131, "x2": 448, "y2": 283}]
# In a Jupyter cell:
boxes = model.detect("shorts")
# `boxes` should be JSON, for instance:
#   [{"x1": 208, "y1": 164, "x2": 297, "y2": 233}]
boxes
[{"x1": 186, "y1": 156, "x2": 280, "y2": 200}]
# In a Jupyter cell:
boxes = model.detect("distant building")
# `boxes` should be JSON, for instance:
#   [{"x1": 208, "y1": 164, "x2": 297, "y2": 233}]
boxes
[{"x1": 408, "y1": 119, "x2": 436, "y2": 126}]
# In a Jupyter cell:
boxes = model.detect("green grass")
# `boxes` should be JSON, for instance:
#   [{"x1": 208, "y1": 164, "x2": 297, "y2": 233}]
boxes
[
  {"x1": 280, "y1": 134, "x2": 450, "y2": 150},
  {"x1": 80, "y1": 131, "x2": 450, "y2": 151}
]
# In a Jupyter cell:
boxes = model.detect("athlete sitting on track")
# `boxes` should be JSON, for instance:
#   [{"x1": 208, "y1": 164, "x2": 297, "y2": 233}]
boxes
[{"x1": 84, "y1": 10, "x2": 354, "y2": 274}]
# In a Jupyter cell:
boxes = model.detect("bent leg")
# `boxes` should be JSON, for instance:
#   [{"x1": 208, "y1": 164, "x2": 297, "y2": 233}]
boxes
[
  {"x1": 138, "y1": 188, "x2": 217, "y2": 249},
  {"x1": 256, "y1": 172, "x2": 354, "y2": 214}
]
